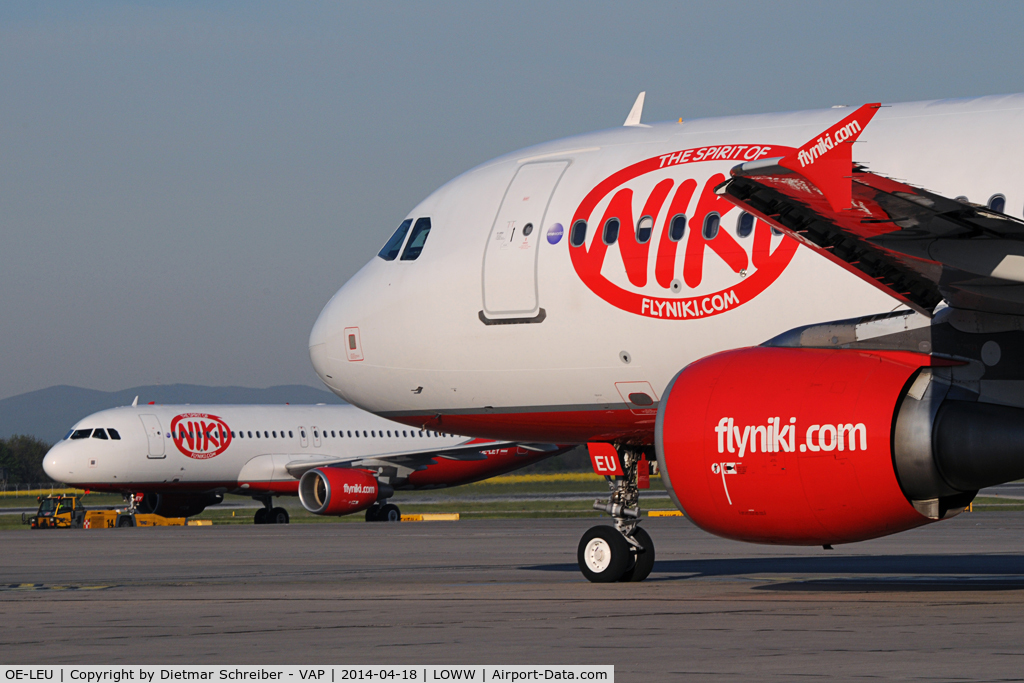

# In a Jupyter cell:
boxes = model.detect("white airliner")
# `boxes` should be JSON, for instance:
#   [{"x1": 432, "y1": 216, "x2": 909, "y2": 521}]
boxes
[
  {"x1": 308, "y1": 93, "x2": 1024, "y2": 581},
  {"x1": 42, "y1": 402, "x2": 568, "y2": 523}
]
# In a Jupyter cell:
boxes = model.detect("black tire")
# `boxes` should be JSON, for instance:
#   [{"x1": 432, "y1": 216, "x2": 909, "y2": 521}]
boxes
[
  {"x1": 270, "y1": 507, "x2": 290, "y2": 524},
  {"x1": 116, "y1": 515, "x2": 135, "y2": 528},
  {"x1": 619, "y1": 526, "x2": 655, "y2": 582},
  {"x1": 365, "y1": 505, "x2": 381, "y2": 522},
  {"x1": 380, "y1": 504, "x2": 401, "y2": 522},
  {"x1": 577, "y1": 525, "x2": 632, "y2": 583},
  {"x1": 254, "y1": 508, "x2": 268, "y2": 525}
]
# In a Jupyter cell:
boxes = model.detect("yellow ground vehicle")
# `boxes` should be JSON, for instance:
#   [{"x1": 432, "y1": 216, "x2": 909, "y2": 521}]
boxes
[
  {"x1": 23, "y1": 494, "x2": 187, "y2": 529},
  {"x1": 24, "y1": 494, "x2": 86, "y2": 528}
]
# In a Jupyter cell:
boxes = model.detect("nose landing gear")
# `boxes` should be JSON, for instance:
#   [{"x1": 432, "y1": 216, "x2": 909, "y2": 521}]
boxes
[{"x1": 578, "y1": 447, "x2": 656, "y2": 583}]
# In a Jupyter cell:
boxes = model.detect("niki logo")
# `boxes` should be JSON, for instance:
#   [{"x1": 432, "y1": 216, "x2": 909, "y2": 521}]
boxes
[
  {"x1": 569, "y1": 144, "x2": 799, "y2": 319},
  {"x1": 170, "y1": 413, "x2": 232, "y2": 460}
]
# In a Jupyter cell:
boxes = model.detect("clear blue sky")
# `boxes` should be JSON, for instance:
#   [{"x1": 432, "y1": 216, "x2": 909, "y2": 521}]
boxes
[{"x1": 1, "y1": 1, "x2": 1021, "y2": 399}]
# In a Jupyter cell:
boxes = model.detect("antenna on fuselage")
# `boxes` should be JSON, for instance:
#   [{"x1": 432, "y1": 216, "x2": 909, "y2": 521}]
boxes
[
  {"x1": 623, "y1": 91, "x2": 646, "y2": 127},
  {"x1": 132, "y1": 396, "x2": 138, "y2": 407}
]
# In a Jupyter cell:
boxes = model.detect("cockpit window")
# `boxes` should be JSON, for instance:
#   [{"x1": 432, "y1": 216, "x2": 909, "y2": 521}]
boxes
[
  {"x1": 70, "y1": 429, "x2": 92, "y2": 440},
  {"x1": 378, "y1": 219, "x2": 413, "y2": 261},
  {"x1": 92, "y1": 428, "x2": 109, "y2": 440},
  {"x1": 400, "y1": 217, "x2": 431, "y2": 261},
  {"x1": 108, "y1": 428, "x2": 121, "y2": 440},
  {"x1": 63, "y1": 430, "x2": 73, "y2": 440}
]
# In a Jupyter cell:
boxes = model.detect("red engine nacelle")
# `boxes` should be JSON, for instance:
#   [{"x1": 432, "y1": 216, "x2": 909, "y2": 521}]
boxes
[
  {"x1": 298, "y1": 467, "x2": 381, "y2": 516},
  {"x1": 656, "y1": 347, "x2": 936, "y2": 545}
]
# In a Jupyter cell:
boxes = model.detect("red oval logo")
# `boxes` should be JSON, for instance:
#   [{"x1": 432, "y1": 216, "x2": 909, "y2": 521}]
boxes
[
  {"x1": 171, "y1": 413, "x2": 232, "y2": 460},
  {"x1": 569, "y1": 144, "x2": 799, "y2": 319}
]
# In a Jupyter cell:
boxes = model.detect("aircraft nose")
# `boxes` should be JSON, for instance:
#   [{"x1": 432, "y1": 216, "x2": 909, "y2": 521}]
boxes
[{"x1": 42, "y1": 444, "x2": 70, "y2": 482}]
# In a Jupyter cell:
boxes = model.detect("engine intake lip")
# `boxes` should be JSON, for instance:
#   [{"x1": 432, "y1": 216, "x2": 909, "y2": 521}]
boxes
[{"x1": 298, "y1": 469, "x2": 330, "y2": 514}]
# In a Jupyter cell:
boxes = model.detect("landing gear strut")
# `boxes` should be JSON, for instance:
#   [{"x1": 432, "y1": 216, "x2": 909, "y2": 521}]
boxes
[
  {"x1": 365, "y1": 501, "x2": 401, "y2": 522},
  {"x1": 253, "y1": 496, "x2": 289, "y2": 525},
  {"x1": 579, "y1": 446, "x2": 655, "y2": 583}
]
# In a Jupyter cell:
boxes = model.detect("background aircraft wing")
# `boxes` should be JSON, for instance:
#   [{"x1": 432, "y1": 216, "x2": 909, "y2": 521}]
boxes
[
  {"x1": 283, "y1": 440, "x2": 562, "y2": 480},
  {"x1": 717, "y1": 104, "x2": 1024, "y2": 317}
]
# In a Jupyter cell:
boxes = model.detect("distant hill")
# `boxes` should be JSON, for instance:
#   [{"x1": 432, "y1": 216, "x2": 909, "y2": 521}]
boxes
[{"x1": 0, "y1": 384, "x2": 344, "y2": 444}]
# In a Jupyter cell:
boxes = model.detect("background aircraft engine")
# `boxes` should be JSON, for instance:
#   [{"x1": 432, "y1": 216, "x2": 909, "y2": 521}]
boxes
[
  {"x1": 136, "y1": 492, "x2": 224, "y2": 518},
  {"x1": 298, "y1": 467, "x2": 386, "y2": 516},
  {"x1": 656, "y1": 347, "x2": 1024, "y2": 546}
]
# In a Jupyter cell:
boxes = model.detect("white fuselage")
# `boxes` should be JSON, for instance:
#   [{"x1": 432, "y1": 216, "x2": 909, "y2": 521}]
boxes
[
  {"x1": 308, "y1": 95, "x2": 1024, "y2": 441},
  {"x1": 43, "y1": 403, "x2": 470, "y2": 493}
]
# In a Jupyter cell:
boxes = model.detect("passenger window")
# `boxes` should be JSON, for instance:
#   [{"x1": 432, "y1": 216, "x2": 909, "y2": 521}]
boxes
[
  {"x1": 669, "y1": 214, "x2": 687, "y2": 241},
  {"x1": 231, "y1": 431, "x2": 236, "y2": 438},
  {"x1": 71, "y1": 429, "x2": 92, "y2": 440},
  {"x1": 522, "y1": 223, "x2": 534, "y2": 237},
  {"x1": 92, "y1": 429, "x2": 109, "y2": 440},
  {"x1": 403, "y1": 431, "x2": 408, "y2": 437},
  {"x1": 363, "y1": 431, "x2": 368, "y2": 437},
  {"x1": 348, "y1": 431, "x2": 352, "y2": 437},
  {"x1": 289, "y1": 431, "x2": 293, "y2": 438},
  {"x1": 264, "y1": 431, "x2": 269, "y2": 438},
  {"x1": 636, "y1": 216, "x2": 654, "y2": 244},
  {"x1": 378, "y1": 219, "x2": 413, "y2": 261},
  {"x1": 108, "y1": 428, "x2": 121, "y2": 440},
  {"x1": 736, "y1": 212, "x2": 754, "y2": 238},
  {"x1": 248, "y1": 431, "x2": 253, "y2": 438},
  {"x1": 256, "y1": 431, "x2": 261, "y2": 439},
  {"x1": 570, "y1": 219, "x2": 588, "y2": 247},
  {"x1": 387, "y1": 430, "x2": 392, "y2": 437},
  {"x1": 300, "y1": 430, "x2": 306, "y2": 438},
  {"x1": 400, "y1": 217, "x2": 432, "y2": 261},
  {"x1": 702, "y1": 213, "x2": 720, "y2": 239},
  {"x1": 602, "y1": 218, "x2": 620, "y2": 245},
  {"x1": 314, "y1": 430, "x2": 319, "y2": 438},
  {"x1": 355, "y1": 431, "x2": 359, "y2": 438},
  {"x1": 989, "y1": 194, "x2": 1006, "y2": 213}
]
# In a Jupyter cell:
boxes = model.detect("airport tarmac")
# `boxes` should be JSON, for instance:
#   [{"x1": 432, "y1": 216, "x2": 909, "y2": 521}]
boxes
[{"x1": 2, "y1": 515, "x2": 1024, "y2": 681}]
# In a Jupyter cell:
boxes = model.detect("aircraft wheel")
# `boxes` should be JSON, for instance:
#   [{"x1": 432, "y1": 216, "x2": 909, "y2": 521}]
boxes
[
  {"x1": 365, "y1": 504, "x2": 381, "y2": 522},
  {"x1": 619, "y1": 526, "x2": 655, "y2": 582},
  {"x1": 578, "y1": 525, "x2": 631, "y2": 583},
  {"x1": 270, "y1": 507, "x2": 290, "y2": 525},
  {"x1": 380, "y1": 504, "x2": 401, "y2": 522},
  {"x1": 254, "y1": 508, "x2": 268, "y2": 525}
]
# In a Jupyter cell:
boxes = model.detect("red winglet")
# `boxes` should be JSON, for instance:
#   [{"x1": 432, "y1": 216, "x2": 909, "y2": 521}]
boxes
[{"x1": 778, "y1": 103, "x2": 880, "y2": 212}]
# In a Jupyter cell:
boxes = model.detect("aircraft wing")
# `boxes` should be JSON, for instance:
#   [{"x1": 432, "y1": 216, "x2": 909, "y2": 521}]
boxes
[
  {"x1": 283, "y1": 440, "x2": 562, "y2": 480},
  {"x1": 716, "y1": 103, "x2": 1024, "y2": 317}
]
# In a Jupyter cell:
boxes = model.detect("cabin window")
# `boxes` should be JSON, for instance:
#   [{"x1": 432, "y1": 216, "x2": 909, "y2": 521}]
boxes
[
  {"x1": 403, "y1": 431, "x2": 408, "y2": 437},
  {"x1": 522, "y1": 223, "x2": 534, "y2": 237},
  {"x1": 92, "y1": 428, "x2": 108, "y2": 440},
  {"x1": 669, "y1": 214, "x2": 687, "y2": 241},
  {"x1": 570, "y1": 219, "x2": 588, "y2": 247},
  {"x1": 363, "y1": 431, "x2": 368, "y2": 437},
  {"x1": 400, "y1": 217, "x2": 431, "y2": 261},
  {"x1": 602, "y1": 218, "x2": 620, "y2": 245},
  {"x1": 636, "y1": 215, "x2": 654, "y2": 244},
  {"x1": 314, "y1": 430, "x2": 319, "y2": 438},
  {"x1": 289, "y1": 431, "x2": 293, "y2": 438},
  {"x1": 71, "y1": 429, "x2": 92, "y2": 440},
  {"x1": 702, "y1": 213, "x2": 720, "y2": 239},
  {"x1": 231, "y1": 431, "x2": 236, "y2": 438},
  {"x1": 378, "y1": 219, "x2": 412, "y2": 261},
  {"x1": 108, "y1": 428, "x2": 121, "y2": 440},
  {"x1": 248, "y1": 431, "x2": 253, "y2": 438},
  {"x1": 348, "y1": 431, "x2": 352, "y2": 437},
  {"x1": 989, "y1": 194, "x2": 1007, "y2": 213},
  {"x1": 736, "y1": 212, "x2": 754, "y2": 238}
]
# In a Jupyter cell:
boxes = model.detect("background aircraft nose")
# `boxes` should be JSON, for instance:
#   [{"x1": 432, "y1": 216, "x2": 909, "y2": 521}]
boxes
[{"x1": 42, "y1": 445, "x2": 69, "y2": 481}]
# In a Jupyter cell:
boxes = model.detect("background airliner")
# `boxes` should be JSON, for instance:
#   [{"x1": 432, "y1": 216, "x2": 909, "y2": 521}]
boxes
[
  {"x1": 43, "y1": 402, "x2": 568, "y2": 523},
  {"x1": 308, "y1": 93, "x2": 1024, "y2": 581}
]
